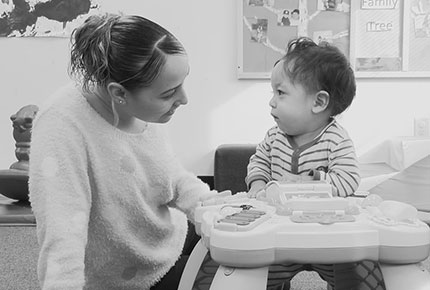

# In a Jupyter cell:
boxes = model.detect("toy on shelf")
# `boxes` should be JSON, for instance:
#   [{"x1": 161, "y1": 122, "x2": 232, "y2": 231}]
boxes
[
  {"x1": 179, "y1": 181, "x2": 430, "y2": 290},
  {"x1": 0, "y1": 105, "x2": 39, "y2": 201}
]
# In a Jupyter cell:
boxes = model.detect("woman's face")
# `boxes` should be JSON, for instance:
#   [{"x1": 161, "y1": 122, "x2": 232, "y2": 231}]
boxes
[{"x1": 124, "y1": 54, "x2": 190, "y2": 123}]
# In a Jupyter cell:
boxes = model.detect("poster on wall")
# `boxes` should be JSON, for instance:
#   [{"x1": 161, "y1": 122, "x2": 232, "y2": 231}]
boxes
[
  {"x1": 239, "y1": 0, "x2": 430, "y2": 78},
  {"x1": 353, "y1": 1, "x2": 402, "y2": 72},
  {"x1": 238, "y1": 0, "x2": 351, "y2": 79},
  {"x1": 0, "y1": 0, "x2": 105, "y2": 37}
]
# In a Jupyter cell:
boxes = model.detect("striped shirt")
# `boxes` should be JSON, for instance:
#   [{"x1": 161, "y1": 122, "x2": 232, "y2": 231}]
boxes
[{"x1": 246, "y1": 119, "x2": 360, "y2": 197}]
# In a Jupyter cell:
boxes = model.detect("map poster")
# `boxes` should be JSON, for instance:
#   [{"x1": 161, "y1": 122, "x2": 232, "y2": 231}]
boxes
[{"x1": 0, "y1": 0, "x2": 103, "y2": 37}]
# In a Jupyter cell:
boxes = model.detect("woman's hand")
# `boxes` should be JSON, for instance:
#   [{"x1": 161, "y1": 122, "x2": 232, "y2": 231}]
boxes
[{"x1": 200, "y1": 190, "x2": 232, "y2": 206}]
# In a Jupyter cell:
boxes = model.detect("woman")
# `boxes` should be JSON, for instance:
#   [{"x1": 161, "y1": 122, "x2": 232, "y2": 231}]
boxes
[{"x1": 29, "y1": 13, "x2": 226, "y2": 290}]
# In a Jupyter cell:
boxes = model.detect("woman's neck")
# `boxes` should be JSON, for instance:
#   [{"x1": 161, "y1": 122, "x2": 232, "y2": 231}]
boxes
[
  {"x1": 83, "y1": 87, "x2": 147, "y2": 134},
  {"x1": 84, "y1": 87, "x2": 115, "y2": 123}
]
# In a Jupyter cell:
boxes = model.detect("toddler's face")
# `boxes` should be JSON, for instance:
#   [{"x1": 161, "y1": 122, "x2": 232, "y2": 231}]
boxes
[{"x1": 269, "y1": 60, "x2": 314, "y2": 136}]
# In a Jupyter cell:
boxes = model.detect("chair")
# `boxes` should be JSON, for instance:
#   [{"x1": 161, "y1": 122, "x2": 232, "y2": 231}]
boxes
[{"x1": 214, "y1": 144, "x2": 257, "y2": 194}]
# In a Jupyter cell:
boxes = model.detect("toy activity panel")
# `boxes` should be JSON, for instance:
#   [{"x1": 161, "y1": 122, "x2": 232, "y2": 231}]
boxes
[
  {"x1": 178, "y1": 181, "x2": 430, "y2": 290},
  {"x1": 238, "y1": 0, "x2": 430, "y2": 79}
]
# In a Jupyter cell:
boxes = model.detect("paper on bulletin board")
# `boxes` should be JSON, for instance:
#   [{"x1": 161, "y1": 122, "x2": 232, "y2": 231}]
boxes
[
  {"x1": 354, "y1": 8, "x2": 401, "y2": 58},
  {"x1": 408, "y1": 0, "x2": 430, "y2": 72}
]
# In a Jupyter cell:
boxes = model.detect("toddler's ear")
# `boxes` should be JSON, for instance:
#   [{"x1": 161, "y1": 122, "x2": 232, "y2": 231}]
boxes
[{"x1": 312, "y1": 90, "x2": 330, "y2": 114}]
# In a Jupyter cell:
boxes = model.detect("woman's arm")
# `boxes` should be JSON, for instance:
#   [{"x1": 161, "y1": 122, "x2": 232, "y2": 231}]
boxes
[{"x1": 29, "y1": 111, "x2": 91, "y2": 290}]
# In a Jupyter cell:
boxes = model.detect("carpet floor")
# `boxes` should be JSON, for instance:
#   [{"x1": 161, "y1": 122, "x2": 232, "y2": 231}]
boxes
[{"x1": 1, "y1": 227, "x2": 430, "y2": 290}]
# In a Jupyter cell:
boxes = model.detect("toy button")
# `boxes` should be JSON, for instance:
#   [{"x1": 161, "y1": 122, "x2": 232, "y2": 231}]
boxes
[
  {"x1": 214, "y1": 222, "x2": 237, "y2": 231},
  {"x1": 219, "y1": 218, "x2": 250, "y2": 225},
  {"x1": 319, "y1": 216, "x2": 335, "y2": 225},
  {"x1": 299, "y1": 184, "x2": 314, "y2": 191},
  {"x1": 240, "y1": 204, "x2": 253, "y2": 210},
  {"x1": 226, "y1": 215, "x2": 255, "y2": 222},
  {"x1": 223, "y1": 267, "x2": 235, "y2": 276},
  {"x1": 237, "y1": 212, "x2": 261, "y2": 219},
  {"x1": 246, "y1": 209, "x2": 266, "y2": 215}
]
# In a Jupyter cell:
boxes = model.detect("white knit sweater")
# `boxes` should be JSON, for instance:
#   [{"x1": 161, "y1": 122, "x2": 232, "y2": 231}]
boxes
[{"x1": 29, "y1": 84, "x2": 210, "y2": 290}]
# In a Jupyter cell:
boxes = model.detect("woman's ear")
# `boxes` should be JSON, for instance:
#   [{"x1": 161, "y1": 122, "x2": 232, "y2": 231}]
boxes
[
  {"x1": 312, "y1": 90, "x2": 330, "y2": 114},
  {"x1": 107, "y1": 82, "x2": 127, "y2": 105}
]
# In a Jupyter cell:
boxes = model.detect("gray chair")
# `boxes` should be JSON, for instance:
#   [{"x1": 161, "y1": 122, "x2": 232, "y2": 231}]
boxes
[{"x1": 214, "y1": 144, "x2": 256, "y2": 194}]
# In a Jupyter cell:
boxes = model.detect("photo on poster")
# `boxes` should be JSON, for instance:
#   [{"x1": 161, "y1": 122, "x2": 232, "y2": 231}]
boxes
[
  {"x1": 248, "y1": 18, "x2": 268, "y2": 43},
  {"x1": 279, "y1": 9, "x2": 291, "y2": 26},
  {"x1": 411, "y1": 0, "x2": 430, "y2": 38},
  {"x1": 313, "y1": 30, "x2": 333, "y2": 44},
  {"x1": 355, "y1": 57, "x2": 401, "y2": 71},
  {"x1": 289, "y1": 8, "x2": 300, "y2": 26},
  {"x1": 317, "y1": 0, "x2": 350, "y2": 12},
  {"x1": 249, "y1": 0, "x2": 265, "y2": 6},
  {"x1": 263, "y1": 4, "x2": 301, "y2": 27}
]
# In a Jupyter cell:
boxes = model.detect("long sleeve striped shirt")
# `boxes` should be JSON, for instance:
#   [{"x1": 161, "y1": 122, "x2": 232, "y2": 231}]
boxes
[{"x1": 246, "y1": 119, "x2": 360, "y2": 197}]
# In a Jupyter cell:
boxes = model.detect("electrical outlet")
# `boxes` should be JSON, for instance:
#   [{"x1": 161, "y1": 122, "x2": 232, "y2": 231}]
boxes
[{"x1": 414, "y1": 118, "x2": 430, "y2": 137}]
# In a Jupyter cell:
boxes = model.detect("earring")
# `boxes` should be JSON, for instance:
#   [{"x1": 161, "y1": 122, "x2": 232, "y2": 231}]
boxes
[{"x1": 118, "y1": 99, "x2": 125, "y2": 105}]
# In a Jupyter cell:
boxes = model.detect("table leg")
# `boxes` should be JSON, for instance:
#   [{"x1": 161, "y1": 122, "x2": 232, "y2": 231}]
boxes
[{"x1": 178, "y1": 239, "x2": 209, "y2": 290}]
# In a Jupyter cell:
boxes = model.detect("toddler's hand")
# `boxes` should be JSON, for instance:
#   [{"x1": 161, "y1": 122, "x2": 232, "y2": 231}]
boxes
[
  {"x1": 247, "y1": 187, "x2": 263, "y2": 198},
  {"x1": 247, "y1": 181, "x2": 266, "y2": 198}
]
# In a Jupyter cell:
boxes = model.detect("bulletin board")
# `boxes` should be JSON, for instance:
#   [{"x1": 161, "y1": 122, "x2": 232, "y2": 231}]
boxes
[{"x1": 237, "y1": 0, "x2": 430, "y2": 79}]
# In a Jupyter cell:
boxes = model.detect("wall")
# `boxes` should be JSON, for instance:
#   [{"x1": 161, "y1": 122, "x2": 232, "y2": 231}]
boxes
[{"x1": 1, "y1": 0, "x2": 430, "y2": 176}]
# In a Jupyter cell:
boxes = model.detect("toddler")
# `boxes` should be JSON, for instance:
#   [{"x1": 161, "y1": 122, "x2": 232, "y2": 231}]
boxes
[
  {"x1": 247, "y1": 37, "x2": 359, "y2": 199},
  {"x1": 246, "y1": 37, "x2": 384, "y2": 290}
]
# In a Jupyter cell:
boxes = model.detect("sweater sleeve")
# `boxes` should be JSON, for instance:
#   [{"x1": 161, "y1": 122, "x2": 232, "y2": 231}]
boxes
[
  {"x1": 245, "y1": 129, "x2": 274, "y2": 188},
  {"x1": 169, "y1": 164, "x2": 213, "y2": 222},
  {"x1": 29, "y1": 111, "x2": 91, "y2": 290},
  {"x1": 312, "y1": 138, "x2": 361, "y2": 197},
  {"x1": 156, "y1": 127, "x2": 213, "y2": 222}
]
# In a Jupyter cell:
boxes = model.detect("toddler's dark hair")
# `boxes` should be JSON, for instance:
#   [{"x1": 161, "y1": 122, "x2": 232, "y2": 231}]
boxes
[{"x1": 280, "y1": 37, "x2": 356, "y2": 116}]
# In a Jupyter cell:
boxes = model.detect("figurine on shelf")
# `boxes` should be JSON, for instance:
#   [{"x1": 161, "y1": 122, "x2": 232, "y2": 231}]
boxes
[
  {"x1": 10, "y1": 104, "x2": 39, "y2": 171},
  {"x1": 0, "y1": 104, "x2": 39, "y2": 201}
]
